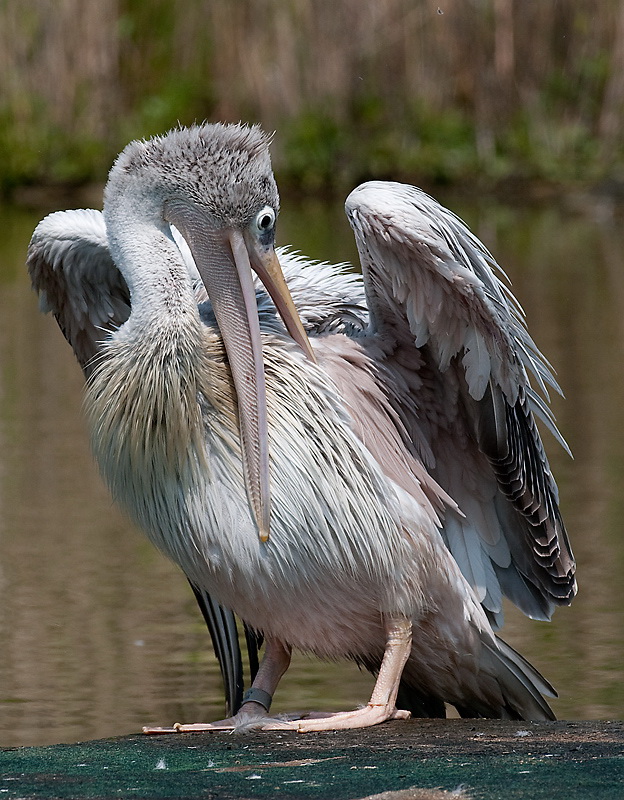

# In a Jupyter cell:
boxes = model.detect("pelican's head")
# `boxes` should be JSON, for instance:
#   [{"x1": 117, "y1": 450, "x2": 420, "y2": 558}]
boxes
[{"x1": 104, "y1": 123, "x2": 315, "y2": 541}]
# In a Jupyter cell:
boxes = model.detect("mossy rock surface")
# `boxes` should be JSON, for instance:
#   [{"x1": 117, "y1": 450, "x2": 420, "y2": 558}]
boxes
[{"x1": 1, "y1": 719, "x2": 622, "y2": 799}]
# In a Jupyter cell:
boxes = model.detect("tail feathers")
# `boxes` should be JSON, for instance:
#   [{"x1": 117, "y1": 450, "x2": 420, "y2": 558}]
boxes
[
  {"x1": 494, "y1": 635, "x2": 557, "y2": 700},
  {"x1": 478, "y1": 635, "x2": 557, "y2": 721},
  {"x1": 363, "y1": 633, "x2": 556, "y2": 721},
  {"x1": 189, "y1": 582, "x2": 244, "y2": 717}
]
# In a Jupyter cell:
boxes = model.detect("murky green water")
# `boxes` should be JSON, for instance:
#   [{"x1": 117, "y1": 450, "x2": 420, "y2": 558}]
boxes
[{"x1": 0, "y1": 190, "x2": 623, "y2": 747}]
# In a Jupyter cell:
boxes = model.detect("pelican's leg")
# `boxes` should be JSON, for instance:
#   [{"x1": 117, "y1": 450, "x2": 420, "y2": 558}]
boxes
[
  {"x1": 288, "y1": 615, "x2": 412, "y2": 732},
  {"x1": 143, "y1": 617, "x2": 412, "y2": 734},
  {"x1": 143, "y1": 638, "x2": 293, "y2": 734}
]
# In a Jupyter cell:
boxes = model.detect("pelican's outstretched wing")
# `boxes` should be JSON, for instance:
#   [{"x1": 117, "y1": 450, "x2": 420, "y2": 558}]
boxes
[{"x1": 345, "y1": 181, "x2": 576, "y2": 626}]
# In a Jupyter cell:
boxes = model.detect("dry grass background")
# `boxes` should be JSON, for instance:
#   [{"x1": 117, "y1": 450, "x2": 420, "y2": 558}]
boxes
[{"x1": 1, "y1": 1, "x2": 624, "y2": 190}]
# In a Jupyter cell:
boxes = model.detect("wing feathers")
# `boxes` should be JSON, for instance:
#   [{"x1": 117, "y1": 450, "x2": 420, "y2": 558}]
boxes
[
  {"x1": 27, "y1": 209, "x2": 130, "y2": 375},
  {"x1": 462, "y1": 328, "x2": 492, "y2": 401},
  {"x1": 346, "y1": 181, "x2": 576, "y2": 622}
]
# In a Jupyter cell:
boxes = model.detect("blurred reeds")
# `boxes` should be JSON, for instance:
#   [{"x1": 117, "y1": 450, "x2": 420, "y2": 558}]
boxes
[{"x1": 1, "y1": 0, "x2": 624, "y2": 193}]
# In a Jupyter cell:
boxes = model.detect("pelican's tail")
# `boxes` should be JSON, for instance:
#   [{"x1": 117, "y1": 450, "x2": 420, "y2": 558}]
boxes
[
  {"x1": 450, "y1": 634, "x2": 557, "y2": 721},
  {"x1": 395, "y1": 683, "x2": 447, "y2": 718},
  {"x1": 486, "y1": 635, "x2": 556, "y2": 720},
  {"x1": 395, "y1": 633, "x2": 556, "y2": 721}
]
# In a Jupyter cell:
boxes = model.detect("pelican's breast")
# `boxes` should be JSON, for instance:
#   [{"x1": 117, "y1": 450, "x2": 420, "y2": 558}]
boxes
[
  {"x1": 85, "y1": 325, "x2": 425, "y2": 655},
  {"x1": 189, "y1": 335, "x2": 432, "y2": 644}
]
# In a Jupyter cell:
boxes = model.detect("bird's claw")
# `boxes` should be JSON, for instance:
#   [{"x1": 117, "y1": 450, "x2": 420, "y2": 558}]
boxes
[{"x1": 142, "y1": 722, "x2": 240, "y2": 734}]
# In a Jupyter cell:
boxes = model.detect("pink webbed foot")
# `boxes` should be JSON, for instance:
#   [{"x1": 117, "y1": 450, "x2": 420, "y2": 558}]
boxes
[
  {"x1": 142, "y1": 703, "x2": 410, "y2": 735},
  {"x1": 280, "y1": 703, "x2": 411, "y2": 733},
  {"x1": 143, "y1": 639, "x2": 296, "y2": 735},
  {"x1": 279, "y1": 615, "x2": 414, "y2": 732},
  {"x1": 143, "y1": 617, "x2": 414, "y2": 736}
]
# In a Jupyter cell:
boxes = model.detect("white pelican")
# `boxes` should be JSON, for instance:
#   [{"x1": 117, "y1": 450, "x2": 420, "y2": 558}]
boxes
[{"x1": 27, "y1": 123, "x2": 575, "y2": 732}]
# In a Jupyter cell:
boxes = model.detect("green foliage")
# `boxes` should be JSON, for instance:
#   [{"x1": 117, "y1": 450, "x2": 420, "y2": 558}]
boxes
[
  {"x1": 280, "y1": 101, "x2": 481, "y2": 192},
  {"x1": 0, "y1": 105, "x2": 112, "y2": 192},
  {"x1": 3, "y1": 1, "x2": 624, "y2": 195},
  {"x1": 402, "y1": 104, "x2": 480, "y2": 185},
  {"x1": 279, "y1": 98, "x2": 490, "y2": 190},
  {"x1": 0, "y1": 90, "x2": 617, "y2": 196},
  {"x1": 281, "y1": 111, "x2": 350, "y2": 191},
  {"x1": 119, "y1": 78, "x2": 215, "y2": 144},
  {"x1": 500, "y1": 109, "x2": 601, "y2": 183}
]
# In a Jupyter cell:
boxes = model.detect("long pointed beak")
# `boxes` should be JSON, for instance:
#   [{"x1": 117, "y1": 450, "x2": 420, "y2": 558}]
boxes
[
  {"x1": 189, "y1": 228, "x2": 271, "y2": 541},
  {"x1": 181, "y1": 221, "x2": 314, "y2": 543}
]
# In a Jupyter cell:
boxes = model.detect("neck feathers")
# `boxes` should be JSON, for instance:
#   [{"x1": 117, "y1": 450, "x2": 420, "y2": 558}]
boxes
[{"x1": 84, "y1": 320, "x2": 237, "y2": 530}]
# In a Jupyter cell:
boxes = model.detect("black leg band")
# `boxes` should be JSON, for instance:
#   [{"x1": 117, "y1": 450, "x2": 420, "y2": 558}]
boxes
[{"x1": 242, "y1": 688, "x2": 273, "y2": 712}]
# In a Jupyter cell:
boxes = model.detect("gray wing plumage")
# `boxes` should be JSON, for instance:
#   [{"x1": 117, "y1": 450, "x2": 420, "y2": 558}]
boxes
[
  {"x1": 266, "y1": 250, "x2": 368, "y2": 335},
  {"x1": 345, "y1": 181, "x2": 576, "y2": 626},
  {"x1": 27, "y1": 209, "x2": 131, "y2": 376}
]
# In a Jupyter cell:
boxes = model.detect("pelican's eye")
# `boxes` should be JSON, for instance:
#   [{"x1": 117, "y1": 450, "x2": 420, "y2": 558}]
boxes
[{"x1": 255, "y1": 206, "x2": 276, "y2": 233}]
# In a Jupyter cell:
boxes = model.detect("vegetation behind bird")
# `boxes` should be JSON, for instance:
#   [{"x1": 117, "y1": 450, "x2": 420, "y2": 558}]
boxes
[{"x1": 2, "y1": 1, "x2": 624, "y2": 193}]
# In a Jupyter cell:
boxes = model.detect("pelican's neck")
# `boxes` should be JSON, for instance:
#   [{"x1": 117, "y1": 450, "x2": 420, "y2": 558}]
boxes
[
  {"x1": 104, "y1": 190, "x2": 199, "y2": 329},
  {"x1": 87, "y1": 196, "x2": 230, "y2": 535},
  {"x1": 91, "y1": 178, "x2": 240, "y2": 547},
  {"x1": 91, "y1": 190, "x2": 217, "y2": 479}
]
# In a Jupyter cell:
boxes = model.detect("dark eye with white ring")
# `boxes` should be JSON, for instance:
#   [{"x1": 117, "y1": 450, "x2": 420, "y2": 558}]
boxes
[{"x1": 255, "y1": 206, "x2": 276, "y2": 232}]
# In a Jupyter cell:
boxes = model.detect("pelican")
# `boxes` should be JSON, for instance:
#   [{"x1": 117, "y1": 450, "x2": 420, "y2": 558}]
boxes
[{"x1": 27, "y1": 122, "x2": 576, "y2": 732}]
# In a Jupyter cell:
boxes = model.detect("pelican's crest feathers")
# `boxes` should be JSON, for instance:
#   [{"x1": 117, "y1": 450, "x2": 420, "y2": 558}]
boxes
[{"x1": 108, "y1": 122, "x2": 279, "y2": 226}]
